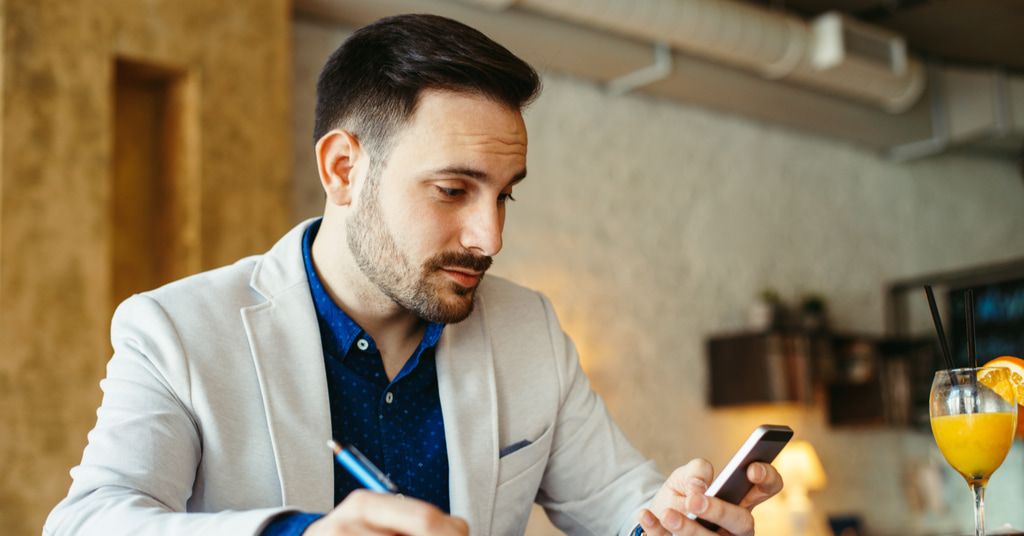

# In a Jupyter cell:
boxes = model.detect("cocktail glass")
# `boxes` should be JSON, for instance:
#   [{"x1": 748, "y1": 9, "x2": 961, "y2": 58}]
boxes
[{"x1": 930, "y1": 367, "x2": 1016, "y2": 536}]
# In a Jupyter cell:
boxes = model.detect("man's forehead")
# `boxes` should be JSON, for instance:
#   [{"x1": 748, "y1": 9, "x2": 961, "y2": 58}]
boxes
[
  {"x1": 396, "y1": 91, "x2": 528, "y2": 155},
  {"x1": 368, "y1": 92, "x2": 527, "y2": 191}
]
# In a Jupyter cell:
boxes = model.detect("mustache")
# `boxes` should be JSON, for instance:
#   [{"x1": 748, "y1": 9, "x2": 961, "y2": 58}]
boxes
[{"x1": 424, "y1": 250, "x2": 493, "y2": 274}]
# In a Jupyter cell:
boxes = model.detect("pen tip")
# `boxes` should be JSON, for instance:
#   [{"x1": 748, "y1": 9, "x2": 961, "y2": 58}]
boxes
[{"x1": 327, "y1": 439, "x2": 341, "y2": 454}]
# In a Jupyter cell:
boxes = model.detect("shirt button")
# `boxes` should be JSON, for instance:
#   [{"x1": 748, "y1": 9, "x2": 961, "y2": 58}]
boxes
[
  {"x1": 385, "y1": 392, "x2": 394, "y2": 404},
  {"x1": 356, "y1": 339, "x2": 369, "y2": 351}
]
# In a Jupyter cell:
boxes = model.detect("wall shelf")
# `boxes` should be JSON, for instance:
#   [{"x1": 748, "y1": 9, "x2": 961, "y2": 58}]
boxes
[{"x1": 706, "y1": 330, "x2": 940, "y2": 427}]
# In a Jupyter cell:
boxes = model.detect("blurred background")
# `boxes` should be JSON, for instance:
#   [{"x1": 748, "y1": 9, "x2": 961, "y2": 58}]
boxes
[{"x1": 2, "y1": 0, "x2": 1023, "y2": 535}]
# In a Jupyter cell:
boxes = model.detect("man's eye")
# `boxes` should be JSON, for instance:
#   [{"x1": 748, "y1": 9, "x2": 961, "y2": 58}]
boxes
[
  {"x1": 438, "y1": 187, "x2": 464, "y2": 198},
  {"x1": 498, "y1": 192, "x2": 516, "y2": 203}
]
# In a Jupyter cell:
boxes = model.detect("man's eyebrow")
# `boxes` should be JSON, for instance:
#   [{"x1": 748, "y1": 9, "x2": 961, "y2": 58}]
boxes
[{"x1": 432, "y1": 166, "x2": 527, "y2": 187}]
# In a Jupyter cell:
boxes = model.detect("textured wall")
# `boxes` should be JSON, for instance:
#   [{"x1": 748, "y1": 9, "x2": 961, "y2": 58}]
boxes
[
  {"x1": 507, "y1": 75, "x2": 1024, "y2": 536},
  {"x1": 293, "y1": 17, "x2": 1024, "y2": 536},
  {"x1": 0, "y1": 1, "x2": 291, "y2": 534}
]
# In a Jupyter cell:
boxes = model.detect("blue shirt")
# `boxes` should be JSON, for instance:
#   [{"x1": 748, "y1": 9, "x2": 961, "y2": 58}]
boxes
[{"x1": 262, "y1": 219, "x2": 449, "y2": 535}]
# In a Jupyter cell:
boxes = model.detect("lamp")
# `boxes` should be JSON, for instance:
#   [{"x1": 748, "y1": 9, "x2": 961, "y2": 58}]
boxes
[{"x1": 775, "y1": 440, "x2": 827, "y2": 536}]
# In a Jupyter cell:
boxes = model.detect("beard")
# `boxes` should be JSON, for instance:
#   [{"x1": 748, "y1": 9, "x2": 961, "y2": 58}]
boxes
[{"x1": 346, "y1": 170, "x2": 492, "y2": 324}]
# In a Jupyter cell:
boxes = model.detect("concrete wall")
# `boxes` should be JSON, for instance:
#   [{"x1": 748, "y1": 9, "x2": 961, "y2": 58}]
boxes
[
  {"x1": 0, "y1": 1, "x2": 291, "y2": 533},
  {"x1": 293, "y1": 18, "x2": 1024, "y2": 536},
  {"x1": 510, "y1": 74, "x2": 1024, "y2": 536}
]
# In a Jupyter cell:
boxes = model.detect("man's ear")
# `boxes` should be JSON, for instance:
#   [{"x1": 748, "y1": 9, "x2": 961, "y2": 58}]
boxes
[{"x1": 315, "y1": 129, "x2": 365, "y2": 206}]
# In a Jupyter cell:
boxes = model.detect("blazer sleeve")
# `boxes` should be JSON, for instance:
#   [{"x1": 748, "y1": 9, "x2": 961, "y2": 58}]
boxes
[
  {"x1": 532, "y1": 292, "x2": 665, "y2": 536},
  {"x1": 43, "y1": 294, "x2": 290, "y2": 536}
]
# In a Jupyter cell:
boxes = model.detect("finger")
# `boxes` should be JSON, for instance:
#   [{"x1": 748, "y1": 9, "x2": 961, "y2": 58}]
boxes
[
  {"x1": 688, "y1": 494, "x2": 755, "y2": 536},
  {"x1": 638, "y1": 508, "x2": 673, "y2": 536},
  {"x1": 658, "y1": 459, "x2": 714, "y2": 512},
  {"x1": 664, "y1": 479, "x2": 712, "y2": 516},
  {"x1": 642, "y1": 506, "x2": 721, "y2": 536},
  {"x1": 737, "y1": 462, "x2": 784, "y2": 509},
  {"x1": 330, "y1": 490, "x2": 468, "y2": 536},
  {"x1": 671, "y1": 458, "x2": 714, "y2": 489}
]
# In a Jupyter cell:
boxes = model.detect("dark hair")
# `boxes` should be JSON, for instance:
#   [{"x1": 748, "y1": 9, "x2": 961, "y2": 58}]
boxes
[{"x1": 314, "y1": 13, "x2": 542, "y2": 160}]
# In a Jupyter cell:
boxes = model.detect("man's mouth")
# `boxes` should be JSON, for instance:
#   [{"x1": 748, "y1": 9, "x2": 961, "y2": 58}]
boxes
[
  {"x1": 441, "y1": 268, "x2": 482, "y2": 288},
  {"x1": 425, "y1": 251, "x2": 492, "y2": 290}
]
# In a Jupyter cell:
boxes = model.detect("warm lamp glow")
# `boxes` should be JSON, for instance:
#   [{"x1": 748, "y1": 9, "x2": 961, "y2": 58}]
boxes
[
  {"x1": 776, "y1": 440, "x2": 827, "y2": 491},
  {"x1": 775, "y1": 441, "x2": 828, "y2": 536}
]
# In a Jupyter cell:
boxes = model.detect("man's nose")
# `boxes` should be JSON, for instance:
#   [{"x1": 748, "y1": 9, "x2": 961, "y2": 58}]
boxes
[{"x1": 461, "y1": 203, "x2": 503, "y2": 257}]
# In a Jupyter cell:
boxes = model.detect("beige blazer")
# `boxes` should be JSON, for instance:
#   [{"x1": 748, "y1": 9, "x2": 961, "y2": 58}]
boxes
[{"x1": 44, "y1": 220, "x2": 663, "y2": 536}]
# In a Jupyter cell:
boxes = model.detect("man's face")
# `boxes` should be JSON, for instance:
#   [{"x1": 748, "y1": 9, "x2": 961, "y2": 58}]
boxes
[{"x1": 346, "y1": 90, "x2": 528, "y2": 323}]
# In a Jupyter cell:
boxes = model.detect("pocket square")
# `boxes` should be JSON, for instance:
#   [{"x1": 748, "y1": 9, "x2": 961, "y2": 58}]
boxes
[{"x1": 499, "y1": 439, "x2": 532, "y2": 458}]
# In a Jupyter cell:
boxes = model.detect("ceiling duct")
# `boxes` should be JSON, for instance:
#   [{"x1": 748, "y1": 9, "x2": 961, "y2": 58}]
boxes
[
  {"x1": 889, "y1": 65, "x2": 1024, "y2": 161},
  {"x1": 296, "y1": 0, "x2": 1024, "y2": 159},
  {"x1": 465, "y1": 0, "x2": 925, "y2": 113}
]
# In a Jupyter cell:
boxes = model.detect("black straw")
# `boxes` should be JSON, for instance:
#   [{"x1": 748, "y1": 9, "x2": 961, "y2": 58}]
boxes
[
  {"x1": 966, "y1": 289, "x2": 977, "y2": 369},
  {"x1": 925, "y1": 286, "x2": 965, "y2": 413},
  {"x1": 924, "y1": 285, "x2": 956, "y2": 372}
]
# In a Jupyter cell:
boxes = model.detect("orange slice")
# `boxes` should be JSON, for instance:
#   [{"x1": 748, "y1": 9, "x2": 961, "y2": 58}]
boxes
[
  {"x1": 977, "y1": 367, "x2": 1016, "y2": 404},
  {"x1": 984, "y1": 356, "x2": 1024, "y2": 437}
]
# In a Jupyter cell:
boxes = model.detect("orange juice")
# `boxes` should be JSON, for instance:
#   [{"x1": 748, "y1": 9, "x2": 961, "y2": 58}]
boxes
[{"x1": 932, "y1": 412, "x2": 1015, "y2": 484}]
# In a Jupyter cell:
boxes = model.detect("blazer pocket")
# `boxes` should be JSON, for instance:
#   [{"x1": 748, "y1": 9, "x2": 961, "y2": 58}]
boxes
[
  {"x1": 496, "y1": 423, "x2": 553, "y2": 487},
  {"x1": 493, "y1": 424, "x2": 554, "y2": 536},
  {"x1": 499, "y1": 439, "x2": 533, "y2": 458}
]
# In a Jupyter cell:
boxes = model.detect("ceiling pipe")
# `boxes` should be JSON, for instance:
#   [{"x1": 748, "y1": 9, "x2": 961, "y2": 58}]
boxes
[
  {"x1": 294, "y1": 0, "x2": 947, "y2": 154},
  {"x1": 607, "y1": 42, "x2": 674, "y2": 96},
  {"x1": 462, "y1": 0, "x2": 925, "y2": 113}
]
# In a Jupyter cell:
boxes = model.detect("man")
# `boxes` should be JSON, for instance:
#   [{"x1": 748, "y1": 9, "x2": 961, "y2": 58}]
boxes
[{"x1": 45, "y1": 13, "x2": 781, "y2": 536}]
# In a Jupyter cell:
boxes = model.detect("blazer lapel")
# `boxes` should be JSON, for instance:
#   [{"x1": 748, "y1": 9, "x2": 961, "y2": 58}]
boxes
[
  {"x1": 437, "y1": 295, "x2": 499, "y2": 535},
  {"x1": 242, "y1": 221, "x2": 335, "y2": 512},
  {"x1": 241, "y1": 220, "x2": 502, "y2": 522}
]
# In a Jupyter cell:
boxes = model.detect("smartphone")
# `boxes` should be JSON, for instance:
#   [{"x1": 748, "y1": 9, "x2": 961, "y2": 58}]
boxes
[{"x1": 688, "y1": 424, "x2": 794, "y2": 531}]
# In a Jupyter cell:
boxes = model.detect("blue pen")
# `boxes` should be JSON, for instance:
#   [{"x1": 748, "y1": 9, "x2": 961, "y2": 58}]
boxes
[{"x1": 327, "y1": 439, "x2": 400, "y2": 494}]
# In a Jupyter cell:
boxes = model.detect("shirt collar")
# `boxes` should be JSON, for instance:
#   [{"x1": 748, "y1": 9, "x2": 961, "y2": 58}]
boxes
[{"x1": 301, "y1": 219, "x2": 444, "y2": 360}]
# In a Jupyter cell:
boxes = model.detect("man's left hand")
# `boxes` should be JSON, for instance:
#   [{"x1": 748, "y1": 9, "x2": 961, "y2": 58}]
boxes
[{"x1": 637, "y1": 458, "x2": 783, "y2": 536}]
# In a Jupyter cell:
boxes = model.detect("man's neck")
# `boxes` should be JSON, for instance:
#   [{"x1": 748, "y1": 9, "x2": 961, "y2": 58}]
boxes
[{"x1": 311, "y1": 221, "x2": 426, "y2": 380}]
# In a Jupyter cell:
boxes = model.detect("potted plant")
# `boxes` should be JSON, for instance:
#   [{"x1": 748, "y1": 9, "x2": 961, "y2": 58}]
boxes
[
  {"x1": 748, "y1": 288, "x2": 783, "y2": 331},
  {"x1": 800, "y1": 293, "x2": 828, "y2": 331}
]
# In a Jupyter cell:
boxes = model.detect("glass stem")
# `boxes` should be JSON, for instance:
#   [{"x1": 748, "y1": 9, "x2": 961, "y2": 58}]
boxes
[{"x1": 972, "y1": 482, "x2": 986, "y2": 536}]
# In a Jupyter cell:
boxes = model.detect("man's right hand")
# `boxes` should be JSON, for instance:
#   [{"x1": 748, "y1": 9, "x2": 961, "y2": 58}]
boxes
[{"x1": 304, "y1": 490, "x2": 469, "y2": 535}]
